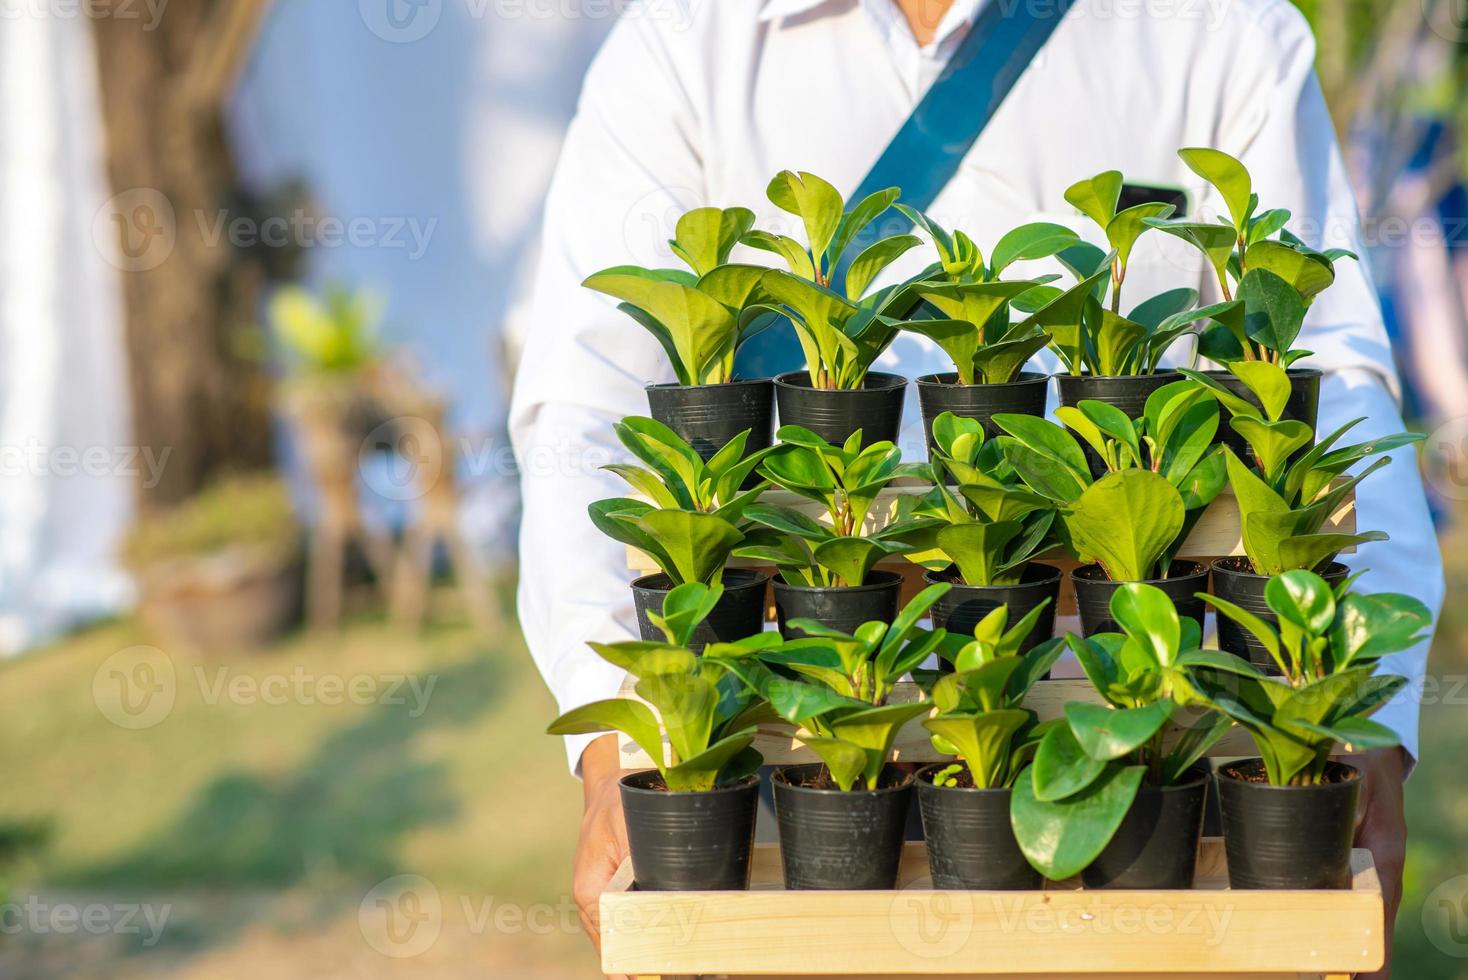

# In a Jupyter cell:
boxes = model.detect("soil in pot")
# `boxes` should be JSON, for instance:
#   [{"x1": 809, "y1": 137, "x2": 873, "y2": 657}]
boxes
[
  {"x1": 926, "y1": 563, "x2": 1060, "y2": 656},
  {"x1": 1081, "y1": 764, "x2": 1210, "y2": 889},
  {"x1": 773, "y1": 571, "x2": 902, "y2": 639},
  {"x1": 1216, "y1": 759, "x2": 1361, "y2": 889},
  {"x1": 1056, "y1": 373, "x2": 1181, "y2": 477},
  {"x1": 632, "y1": 569, "x2": 769, "y2": 651},
  {"x1": 1206, "y1": 368, "x2": 1320, "y2": 460},
  {"x1": 645, "y1": 378, "x2": 774, "y2": 464},
  {"x1": 916, "y1": 372, "x2": 1050, "y2": 454},
  {"x1": 1210, "y1": 558, "x2": 1350, "y2": 671},
  {"x1": 772, "y1": 763, "x2": 914, "y2": 889},
  {"x1": 916, "y1": 764, "x2": 1040, "y2": 889},
  {"x1": 621, "y1": 770, "x2": 760, "y2": 891},
  {"x1": 774, "y1": 371, "x2": 906, "y2": 448},
  {"x1": 1071, "y1": 561, "x2": 1209, "y2": 636}
]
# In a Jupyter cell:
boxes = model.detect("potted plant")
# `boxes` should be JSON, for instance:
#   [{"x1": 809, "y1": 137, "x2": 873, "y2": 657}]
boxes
[
  {"x1": 745, "y1": 171, "x2": 928, "y2": 446},
  {"x1": 1039, "y1": 170, "x2": 1206, "y2": 454},
  {"x1": 588, "y1": 417, "x2": 773, "y2": 649},
  {"x1": 1190, "y1": 569, "x2": 1431, "y2": 889},
  {"x1": 1010, "y1": 584, "x2": 1231, "y2": 887},
  {"x1": 914, "y1": 607, "x2": 1065, "y2": 889},
  {"x1": 710, "y1": 585, "x2": 950, "y2": 889},
  {"x1": 992, "y1": 381, "x2": 1226, "y2": 634},
  {"x1": 547, "y1": 583, "x2": 771, "y2": 890},
  {"x1": 1179, "y1": 363, "x2": 1424, "y2": 666},
  {"x1": 582, "y1": 206, "x2": 780, "y2": 463},
  {"x1": 898, "y1": 412, "x2": 1061, "y2": 649},
  {"x1": 739, "y1": 426, "x2": 937, "y2": 637},
  {"x1": 895, "y1": 209, "x2": 1077, "y2": 444},
  {"x1": 1146, "y1": 147, "x2": 1359, "y2": 450},
  {"x1": 124, "y1": 473, "x2": 303, "y2": 652}
]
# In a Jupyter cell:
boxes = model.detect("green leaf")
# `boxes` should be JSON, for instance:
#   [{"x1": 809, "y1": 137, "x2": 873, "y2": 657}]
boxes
[
  {"x1": 1329, "y1": 591, "x2": 1433, "y2": 668},
  {"x1": 1198, "y1": 593, "x2": 1283, "y2": 670},
  {"x1": 1031, "y1": 723, "x2": 1107, "y2": 801},
  {"x1": 1277, "y1": 532, "x2": 1385, "y2": 574},
  {"x1": 845, "y1": 234, "x2": 921, "y2": 300},
  {"x1": 1108, "y1": 583, "x2": 1181, "y2": 668},
  {"x1": 646, "y1": 582, "x2": 724, "y2": 647},
  {"x1": 1106, "y1": 202, "x2": 1175, "y2": 273},
  {"x1": 670, "y1": 207, "x2": 756, "y2": 277},
  {"x1": 1230, "y1": 360, "x2": 1293, "y2": 421},
  {"x1": 812, "y1": 536, "x2": 901, "y2": 587},
  {"x1": 1245, "y1": 241, "x2": 1336, "y2": 306},
  {"x1": 936, "y1": 521, "x2": 1023, "y2": 587},
  {"x1": 831, "y1": 187, "x2": 900, "y2": 269},
  {"x1": 899, "y1": 319, "x2": 982, "y2": 385},
  {"x1": 797, "y1": 737, "x2": 870, "y2": 791},
  {"x1": 1239, "y1": 268, "x2": 1307, "y2": 356},
  {"x1": 1179, "y1": 147, "x2": 1252, "y2": 232},
  {"x1": 740, "y1": 230, "x2": 817, "y2": 280},
  {"x1": 1063, "y1": 470, "x2": 1185, "y2": 582},
  {"x1": 767, "y1": 170, "x2": 844, "y2": 270},
  {"x1": 1012, "y1": 762, "x2": 1146, "y2": 880},
  {"x1": 923, "y1": 712, "x2": 1031, "y2": 789},
  {"x1": 1289, "y1": 717, "x2": 1400, "y2": 754},
  {"x1": 1065, "y1": 701, "x2": 1175, "y2": 761},
  {"x1": 582, "y1": 272, "x2": 737, "y2": 386},
  {"x1": 547, "y1": 699, "x2": 664, "y2": 770},
  {"x1": 1144, "y1": 219, "x2": 1237, "y2": 291},
  {"x1": 635, "y1": 509, "x2": 745, "y2": 585},
  {"x1": 991, "y1": 222, "x2": 1080, "y2": 274},
  {"x1": 992, "y1": 414, "x2": 1092, "y2": 500},
  {"x1": 1065, "y1": 171, "x2": 1124, "y2": 230},
  {"x1": 1092, "y1": 311, "x2": 1148, "y2": 376},
  {"x1": 1265, "y1": 568, "x2": 1336, "y2": 636},
  {"x1": 662, "y1": 731, "x2": 759, "y2": 792}
]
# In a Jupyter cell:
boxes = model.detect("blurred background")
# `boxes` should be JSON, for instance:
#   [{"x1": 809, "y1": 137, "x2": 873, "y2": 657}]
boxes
[{"x1": 0, "y1": 1, "x2": 1464, "y2": 977}]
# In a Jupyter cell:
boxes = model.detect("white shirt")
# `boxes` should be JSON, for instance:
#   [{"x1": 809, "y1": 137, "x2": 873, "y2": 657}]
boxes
[{"x1": 510, "y1": 0, "x2": 1444, "y2": 772}]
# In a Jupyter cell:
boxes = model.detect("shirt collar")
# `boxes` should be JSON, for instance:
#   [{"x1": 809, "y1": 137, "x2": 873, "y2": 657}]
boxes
[{"x1": 758, "y1": 0, "x2": 985, "y2": 49}]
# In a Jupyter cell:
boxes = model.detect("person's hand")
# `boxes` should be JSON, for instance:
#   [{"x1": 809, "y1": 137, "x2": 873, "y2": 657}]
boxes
[
  {"x1": 1351, "y1": 746, "x2": 1408, "y2": 980},
  {"x1": 571, "y1": 734, "x2": 629, "y2": 956}
]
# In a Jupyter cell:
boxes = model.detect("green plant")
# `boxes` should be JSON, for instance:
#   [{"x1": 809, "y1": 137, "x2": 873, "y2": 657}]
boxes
[
  {"x1": 546, "y1": 583, "x2": 770, "y2": 791},
  {"x1": 898, "y1": 413, "x2": 1059, "y2": 587},
  {"x1": 1193, "y1": 569, "x2": 1430, "y2": 785},
  {"x1": 1179, "y1": 363, "x2": 1424, "y2": 575},
  {"x1": 1010, "y1": 584, "x2": 1231, "y2": 879},
  {"x1": 1064, "y1": 169, "x2": 1178, "y2": 315},
  {"x1": 1145, "y1": 148, "x2": 1357, "y2": 365},
  {"x1": 589, "y1": 417, "x2": 772, "y2": 585},
  {"x1": 709, "y1": 584, "x2": 951, "y2": 790},
  {"x1": 992, "y1": 381, "x2": 1227, "y2": 580},
  {"x1": 745, "y1": 171, "x2": 931, "y2": 389},
  {"x1": 920, "y1": 606, "x2": 1065, "y2": 789},
  {"x1": 582, "y1": 206, "x2": 777, "y2": 386},
  {"x1": 268, "y1": 284, "x2": 381, "y2": 375},
  {"x1": 740, "y1": 426, "x2": 937, "y2": 587},
  {"x1": 901, "y1": 280, "x2": 1056, "y2": 385},
  {"x1": 123, "y1": 473, "x2": 300, "y2": 568},
  {"x1": 1019, "y1": 256, "x2": 1208, "y2": 377}
]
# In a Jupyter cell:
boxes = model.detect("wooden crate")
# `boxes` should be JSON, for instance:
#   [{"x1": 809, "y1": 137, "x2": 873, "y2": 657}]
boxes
[{"x1": 600, "y1": 839, "x2": 1384, "y2": 979}]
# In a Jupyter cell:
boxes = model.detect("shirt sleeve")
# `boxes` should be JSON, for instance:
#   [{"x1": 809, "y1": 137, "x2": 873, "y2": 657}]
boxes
[
  {"x1": 1214, "y1": 4, "x2": 1443, "y2": 767},
  {"x1": 508, "y1": 11, "x2": 707, "y2": 775}
]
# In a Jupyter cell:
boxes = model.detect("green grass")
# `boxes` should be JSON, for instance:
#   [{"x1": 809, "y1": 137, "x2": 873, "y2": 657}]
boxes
[{"x1": 0, "y1": 603, "x2": 596, "y2": 978}]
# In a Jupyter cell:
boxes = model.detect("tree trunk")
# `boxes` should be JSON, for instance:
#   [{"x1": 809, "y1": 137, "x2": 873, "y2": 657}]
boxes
[{"x1": 89, "y1": 1, "x2": 274, "y2": 509}]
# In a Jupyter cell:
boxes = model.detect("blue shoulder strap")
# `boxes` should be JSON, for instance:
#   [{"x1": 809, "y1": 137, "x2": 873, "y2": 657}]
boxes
[{"x1": 735, "y1": 0, "x2": 1076, "y2": 379}]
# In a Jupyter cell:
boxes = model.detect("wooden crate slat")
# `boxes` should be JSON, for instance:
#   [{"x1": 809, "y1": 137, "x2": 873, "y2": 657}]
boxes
[{"x1": 601, "y1": 840, "x2": 1382, "y2": 977}]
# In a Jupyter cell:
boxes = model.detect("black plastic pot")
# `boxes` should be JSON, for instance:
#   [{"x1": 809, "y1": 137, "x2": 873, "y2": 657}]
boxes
[
  {"x1": 1216, "y1": 759, "x2": 1361, "y2": 889},
  {"x1": 916, "y1": 765, "x2": 1040, "y2": 889},
  {"x1": 925, "y1": 563, "x2": 1060, "y2": 654},
  {"x1": 1081, "y1": 764, "x2": 1209, "y2": 889},
  {"x1": 645, "y1": 378, "x2": 774, "y2": 463},
  {"x1": 916, "y1": 372, "x2": 1050, "y2": 452},
  {"x1": 632, "y1": 569, "x2": 769, "y2": 652},
  {"x1": 772, "y1": 571, "x2": 902, "y2": 639},
  {"x1": 1206, "y1": 368, "x2": 1321, "y2": 460},
  {"x1": 774, "y1": 371, "x2": 906, "y2": 448},
  {"x1": 620, "y1": 770, "x2": 760, "y2": 891},
  {"x1": 772, "y1": 763, "x2": 913, "y2": 890},
  {"x1": 1057, "y1": 372, "x2": 1181, "y2": 476},
  {"x1": 1209, "y1": 558, "x2": 1350, "y2": 671},
  {"x1": 1072, "y1": 561, "x2": 1209, "y2": 637}
]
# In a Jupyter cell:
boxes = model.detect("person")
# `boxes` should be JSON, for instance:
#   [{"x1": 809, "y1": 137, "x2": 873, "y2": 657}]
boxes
[{"x1": 508, "y1": 1, "x2": 1444, "y2": 975}]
